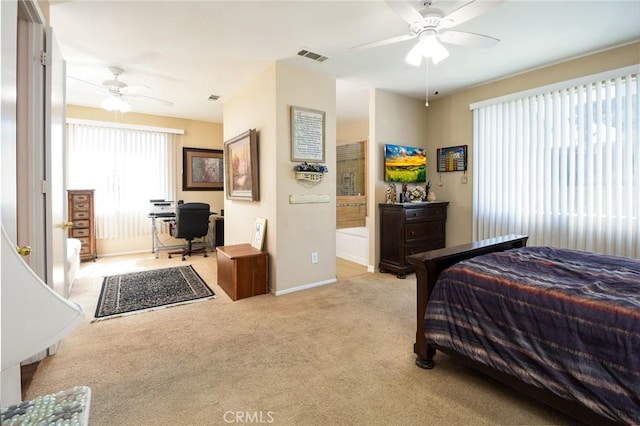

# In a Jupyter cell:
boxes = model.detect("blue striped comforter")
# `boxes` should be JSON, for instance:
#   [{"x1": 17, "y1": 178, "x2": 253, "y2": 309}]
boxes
[{"x1": 425, "y1": 247, "x2": 640, "y2": 424}]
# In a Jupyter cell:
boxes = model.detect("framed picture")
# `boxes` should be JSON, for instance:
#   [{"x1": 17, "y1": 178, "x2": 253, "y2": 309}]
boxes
[
  {"x1": 182, "y1": 147, "x2": 224, "y2": 191},
  {"x1": 251, "y1": 217, "x2": 267, "y2": 251},
  {"x1": 224, "y1": 129, "x2": 260, "y2": 201},
  {"x1": 437, "y1": 145, "x2": 468, "y2": 172},
  {"x1": 291, "y1": 105, "x2": 325, "y2": 162}
]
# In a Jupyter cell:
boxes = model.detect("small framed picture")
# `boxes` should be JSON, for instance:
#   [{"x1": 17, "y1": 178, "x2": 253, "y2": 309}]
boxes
[
  {"x1": 182, "y1": 147, "x2": 224, "y2": 191},
  {"x1": 252, "y1": 217, "x2": 267, "y2": 251},
  {"x1": 437, "y1": 145, "x2": 468, "y2": 172}
]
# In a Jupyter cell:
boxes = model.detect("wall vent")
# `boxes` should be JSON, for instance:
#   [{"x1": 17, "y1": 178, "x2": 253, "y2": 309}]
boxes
[
  {"x1": 297, "y1": 49, "x2": 329, "y2": 63},
  {"x1": 208, "y1": 94, "x2": 220, "y2": 101}
]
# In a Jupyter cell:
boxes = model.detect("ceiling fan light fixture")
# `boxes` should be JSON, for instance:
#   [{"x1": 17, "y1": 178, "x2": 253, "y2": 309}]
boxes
[
  {"x1": 422, "y1": 33, "x2": 450, "y2": 64},
  {"x1": 100, "y1": 95, "x2": 132, "y2": 113},
  {"x1": 405, "y1": 42, "x2": 424, "y2": 66}
]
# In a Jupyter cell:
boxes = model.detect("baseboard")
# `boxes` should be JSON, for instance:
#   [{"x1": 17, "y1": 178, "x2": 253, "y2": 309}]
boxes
[
  {"x1": 274, "y1": 278, "x2": 337, "y2": 296},
  {"x1": 336, "y1": 253, "x2": 368, "y2": 266}
]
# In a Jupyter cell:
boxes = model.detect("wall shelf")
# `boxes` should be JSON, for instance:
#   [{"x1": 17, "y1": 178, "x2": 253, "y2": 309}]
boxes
[{"x1": 295, "y1": 171, "x2": 324, "y2": 182}]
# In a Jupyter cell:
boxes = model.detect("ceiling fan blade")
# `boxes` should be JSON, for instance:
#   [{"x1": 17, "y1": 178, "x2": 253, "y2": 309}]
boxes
[
  {"x1": 126, "y1": 93, "x2": 174, "y2": 106},
  {"x1": 68, "y1": 75, "x2": 104, "y2": 90},
  {"x1": 350, "y1": 34, "x2": 416, "y2": 51},
  {"x1": 120, "y1": 84, "x2": 151, "y2": 95},
  {"x1": 385, "y1": 0, "x2": 425, "y2": 26},
  {"x1": 438, "y1": 30, "x2": 500, "y2": 48},
  {"x1": 439, "y1": 0, "x2": 505, "y2": 29}
]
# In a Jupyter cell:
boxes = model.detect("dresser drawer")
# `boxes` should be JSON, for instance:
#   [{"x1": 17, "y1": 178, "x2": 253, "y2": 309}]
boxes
[
  {"x1": 425, "y1": 206, "x2": 446, "y2": 219},
  {"x1": 404, "y1": 208, "x2": 426, "y2": 221},
  {"x1": 73, "y1": 219, "x2": 89, "y2": 228},
  {"x1": 405, "y1": 239, "x2": 446, "y2": 257},
  {"x1": 72, "y1": 228, "x2": 90, "y2": 238},
  {"x1": 72, "y1": 194, "x2": 90, "y2": 203},
  {"x1": 405, "y1": 221, "x2": 444, "y2": 242},
  {"x1": 73, "y1": 202, "x2": 90, "y2": 211},
  {"x1": 73, "y1": 211, "x2": 90, "y2": 220}
]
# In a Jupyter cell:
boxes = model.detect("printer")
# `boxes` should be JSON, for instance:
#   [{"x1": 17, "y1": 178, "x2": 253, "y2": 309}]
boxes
[{"x1": 149, "y1": 199, "x2": 175, "y2": 217}]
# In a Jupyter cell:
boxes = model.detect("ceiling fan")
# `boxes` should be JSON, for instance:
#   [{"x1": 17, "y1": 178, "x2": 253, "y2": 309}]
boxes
[
  {"x1": 352, "y1": 0, "x2": 504, "y2": 66},
  {"x1": 70, "y1": 66, "x2": 173, "y2": 113}
]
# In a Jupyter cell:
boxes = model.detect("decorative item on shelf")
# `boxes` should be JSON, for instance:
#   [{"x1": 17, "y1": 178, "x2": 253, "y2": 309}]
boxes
[
  {"x1": 386, "y1": 183, "x2": 397, "y2": 204},
  {"x1": 407, "y1": 185, "x2": 425, "y2": 202},
  {"x1": 425, "y1": 181, "x2": 432, "y2": 201},
  {"x1": 293, "y1": 162, "x2": 328, "y2": 183},
  {"x1": 427, "y1": 189, "x2": 437, "y2": 201}
]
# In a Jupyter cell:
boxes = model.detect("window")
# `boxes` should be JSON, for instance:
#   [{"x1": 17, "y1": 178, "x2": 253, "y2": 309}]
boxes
[
  {"x1": 472, "y1": 66, "x2": 639, "y2": 258},
  {"x1": 67, "y1": 121, "x2": 181, "y2": 239}
]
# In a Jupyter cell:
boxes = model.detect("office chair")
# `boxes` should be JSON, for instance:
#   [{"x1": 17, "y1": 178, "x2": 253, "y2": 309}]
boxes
[{"x1": 168, "y1": 202, "x2": 210, "y2": 261}]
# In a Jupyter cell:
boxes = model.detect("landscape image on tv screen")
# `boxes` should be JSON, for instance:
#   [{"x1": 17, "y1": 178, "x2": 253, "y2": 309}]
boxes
[{"x1": 384, "y1": 144, "x2": 427, "y2": 183}]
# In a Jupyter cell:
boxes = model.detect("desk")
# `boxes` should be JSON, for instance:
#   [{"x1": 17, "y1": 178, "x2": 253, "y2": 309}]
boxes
[
  {"x1": 148, "y1": 213, "x2": 181, "y2": 258},
  {"x1": 148, "y1": 212, "x2": 222, "y2": 258}
]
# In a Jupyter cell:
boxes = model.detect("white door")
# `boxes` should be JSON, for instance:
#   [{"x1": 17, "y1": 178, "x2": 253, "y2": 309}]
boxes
[
  {"x1": 1, "y1": 0, "x2": 18, "y2": 240},
  {"x1": 45, "y1": 27, "x2": 69, "y2": 299}
]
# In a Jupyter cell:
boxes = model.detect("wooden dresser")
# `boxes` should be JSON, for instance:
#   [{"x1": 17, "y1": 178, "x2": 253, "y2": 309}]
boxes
[
  {"x1": 379, "y1": 201, "x2": 448, "y2": 278},
  {"x1": 67, "y1": 189, "x2": 97, "y2": 261}
]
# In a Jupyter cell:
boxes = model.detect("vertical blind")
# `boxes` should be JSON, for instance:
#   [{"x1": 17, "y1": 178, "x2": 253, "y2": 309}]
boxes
[
  {"x1": 67, "y1": 121, "x2": 179, "y2": 239},
  {"x1": 472, "y1": 67, "x2": 639, "y2": 258}
]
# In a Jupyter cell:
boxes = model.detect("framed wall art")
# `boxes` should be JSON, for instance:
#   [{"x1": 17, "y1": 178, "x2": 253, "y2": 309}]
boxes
[
  {"x1": 437, "y1": 145, "x2": 468, "y2": 172},
  {"x1": 290, "y1": 105, "x2": 325, "y2": 162},
  {"x1": 224, "y1": 129, "x2": 260, "y2": 201},
  {"x1": 182, "y1": 147, "x2": 224, "y2": 191},
  {"x1": 251, "y1": 217, "x2": 267, "y2": 251}
]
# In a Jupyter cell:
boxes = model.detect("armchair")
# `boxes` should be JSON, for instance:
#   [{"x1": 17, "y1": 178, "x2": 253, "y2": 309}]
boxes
[{"x1": 168, "y1": 202, "x2": 210, "y2": 261}]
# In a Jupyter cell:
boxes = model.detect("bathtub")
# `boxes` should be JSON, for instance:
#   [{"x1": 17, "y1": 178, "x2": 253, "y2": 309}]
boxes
[{"x1": 336, "y1": 227, "x2": 369, "y2": 266}]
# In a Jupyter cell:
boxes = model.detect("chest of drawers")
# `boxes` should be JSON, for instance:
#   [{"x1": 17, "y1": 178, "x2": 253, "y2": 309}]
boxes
[
  {"x1": 379, "y1": 202, "x2": 448, "y2": 278},
  {"x1": 68, "y1": 190, "x2": 97, "y2": 261}
]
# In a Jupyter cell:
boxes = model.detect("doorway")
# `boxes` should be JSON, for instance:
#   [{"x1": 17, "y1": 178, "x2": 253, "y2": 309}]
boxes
[{"x1": 335, "y1": 140, "x2": 368, "y2": 266}]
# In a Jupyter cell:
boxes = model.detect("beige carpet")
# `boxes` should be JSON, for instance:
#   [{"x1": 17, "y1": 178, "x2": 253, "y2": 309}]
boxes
[{"x1": 25, "y1": 252, "x2": 574, "y2": 425}]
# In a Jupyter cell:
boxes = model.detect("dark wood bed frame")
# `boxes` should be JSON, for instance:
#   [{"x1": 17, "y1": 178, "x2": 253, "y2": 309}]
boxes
[{"x1": 407, "y1": 234, "x2": 617, "y2": 426}]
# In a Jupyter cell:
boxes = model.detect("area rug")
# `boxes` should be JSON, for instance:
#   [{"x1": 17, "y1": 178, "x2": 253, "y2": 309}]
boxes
[{"x1": 94, "y1": 265, "x2": 215, "y2": 320}]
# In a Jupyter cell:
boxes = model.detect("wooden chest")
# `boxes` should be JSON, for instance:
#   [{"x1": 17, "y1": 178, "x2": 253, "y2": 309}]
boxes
[{"x1": 216, "y1": 244, "x2": 268, "y2": 301}]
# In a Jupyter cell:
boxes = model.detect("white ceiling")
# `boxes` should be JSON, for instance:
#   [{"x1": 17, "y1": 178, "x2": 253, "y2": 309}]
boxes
[{"x1": 50, "y1": 0, "x2": 640, "y2": 124}]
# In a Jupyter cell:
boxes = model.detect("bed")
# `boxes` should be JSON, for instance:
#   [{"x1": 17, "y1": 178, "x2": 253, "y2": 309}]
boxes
[{"x1": 407, "y1": 234, "x2": 639, "y2": 425}]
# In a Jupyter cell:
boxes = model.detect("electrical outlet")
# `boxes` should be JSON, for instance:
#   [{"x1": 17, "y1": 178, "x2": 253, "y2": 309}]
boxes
[{"x1": 311, "y1": 252, "x2": 318, "y2": 264}]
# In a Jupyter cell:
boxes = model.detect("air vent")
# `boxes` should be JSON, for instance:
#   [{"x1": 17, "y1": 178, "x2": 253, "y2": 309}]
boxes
[
  {"x1": 297, "y1": 49, "x2": 329, "y2": 63},
  {"x1": 208, "y1": 95, "x2": 220, "y2": 101}
]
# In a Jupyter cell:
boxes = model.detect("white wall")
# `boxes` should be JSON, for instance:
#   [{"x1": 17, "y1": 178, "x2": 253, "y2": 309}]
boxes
[
  {"x1": 223, "y1": 62, "x2": 336, "y2": 294},
  {"x1": 425, "y1": 42, "x2": 640, "y2": 246},
  {"x1": 368, "y1": 89, "x2": 429, "y2": 271},
  {"x1": 274, "y1": 62, "x2": 336, "y2": 292}
]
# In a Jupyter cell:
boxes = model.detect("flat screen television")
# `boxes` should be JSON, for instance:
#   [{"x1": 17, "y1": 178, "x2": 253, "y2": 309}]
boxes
[{"x1": 384, "y1": 144, "x2": 427, "y2": 183}]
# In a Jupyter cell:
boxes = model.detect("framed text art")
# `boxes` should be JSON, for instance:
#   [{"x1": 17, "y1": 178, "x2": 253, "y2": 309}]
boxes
[
  {"x1": 437, "y1": 145, "x2": 468, "y2": 172},
  {"x1": 183, "y1": 147, "x2": 224, "y2": 191},
  {"x1": 224, "y1": 129, "x2": 260, "y2": 201},
  {"x1": 291, "y1": 106, "x2": 325, "y2": 162}
]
